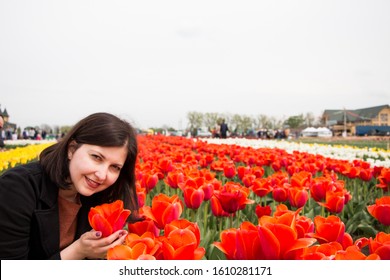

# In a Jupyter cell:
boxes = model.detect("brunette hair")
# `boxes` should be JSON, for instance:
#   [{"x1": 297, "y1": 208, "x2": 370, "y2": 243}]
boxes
[{"x1": 39, "y1": 112, "x2": 139, "y2": 214}]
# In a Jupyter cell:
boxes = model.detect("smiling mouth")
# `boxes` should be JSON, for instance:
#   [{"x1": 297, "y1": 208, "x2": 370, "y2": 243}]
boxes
[{"x1": 85, "y1": 176, "x2": 101, "y2": 188}]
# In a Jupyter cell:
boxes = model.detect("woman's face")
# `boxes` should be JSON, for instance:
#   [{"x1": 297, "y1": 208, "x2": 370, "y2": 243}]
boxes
[{"x1": 68, "y1": 143, "x2": 128, "y2": 196}]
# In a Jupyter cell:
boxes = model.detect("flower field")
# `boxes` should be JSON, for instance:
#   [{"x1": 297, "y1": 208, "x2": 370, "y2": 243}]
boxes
[
  {"x1": 117, "y1": 135, "x2": 390, "y2": 260},
  {"x1": 1, "y1": 135, "x2": 390, "y2": 260}
]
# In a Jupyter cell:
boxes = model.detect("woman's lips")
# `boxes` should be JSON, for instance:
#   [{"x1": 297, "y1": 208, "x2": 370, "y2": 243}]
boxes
[{"x1": 85, "y1": 176, "x2": 101, "y2": 189}]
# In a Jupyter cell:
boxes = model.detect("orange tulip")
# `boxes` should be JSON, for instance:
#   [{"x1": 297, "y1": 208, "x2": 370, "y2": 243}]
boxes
[
  {"x1": 141, "y1": 194, "x2": 184, "y2": 229},
  {"x1": 309, "y1": 215, "x2": 346, "y2": 245},
  {"x1": 88, "y1": 200, "x2": 131, "y2": 237},
  {"x1": 164, "y1": 219, "x2": 201, "y2": 246},
  {"x1": 290, "y1": 171, "x2": 312, "y2": 188},
  {"x1": 107, "y1": 244, "x2": 156, "y2": 260},
  {"x1": 368, "y1": 232, "x2": 390, "y2": 260},
  {"x1": 334, "y1": 245, "x2": 380, "y2": 260},
  {"x1": 165, "y1": 170, "x2": 185, "y2": 189},
  {"x1": 125, "y1": 232, "x2": 161, "y2": 257},
  {"x1": 318, "y1": 191, "x2": 346, "y2": 214},
  {"x1": 213, "y1": 222, "x2": 263, "y2": 260},
  {"x1": 367, "y1": 196, "x2": 390, "y2": 226},
  {"x1": 299, "y1": 242, "x2": 343, "y2": 260},
  {"x1": 242, "y1": 174, "x2": 256, "y2": 188},
  {"x1": 162, "y1": 228, "x2": 205, "y2": 260},
  {"x1": 251, "y1": 178, "x2": 273, "y2": 198},
  {"x1": 157, "y1": 157, "x2": 174, "y2": 175}
]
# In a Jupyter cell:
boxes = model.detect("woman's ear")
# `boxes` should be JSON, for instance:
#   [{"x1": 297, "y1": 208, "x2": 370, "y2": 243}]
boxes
[{"x1": 67, "y1": 140, "x2": 77, "y2": 160}]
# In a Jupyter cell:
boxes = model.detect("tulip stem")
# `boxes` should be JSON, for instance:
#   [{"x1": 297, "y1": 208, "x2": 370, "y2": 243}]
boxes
[{"x1": 203, "y1": 201, "x2": 208, "y2": 233}]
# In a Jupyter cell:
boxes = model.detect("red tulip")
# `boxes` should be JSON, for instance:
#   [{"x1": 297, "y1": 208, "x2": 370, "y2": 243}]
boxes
[
  {"x1": 237, "y1": 165, "x2": 251, "y2": 180},
  {"x1": 182, "y1": 186, "x2": 205, "y2": 209},
  {"x1": 127, "y1": 219, "x2": 160, "y2": 237},
  {"x1": 255, "y1": 205, "x2": 272, "y2": 219},
  {"x1": 214, "y1": 182, "x2": 254, "y2": 214},
  {"x1": 309, "y1": 177, "x2": 333, "y2": 202},
  {"x1": 272, "y1": 184, "x2": 289, "y2": 203},
  {"x1": 288, "y1": 186, "x2": 309, "y2": 208},
  {"x1": 140, "y1": 173, "x2": 159, "y2": 193},
  {"x1": 367, "y1": 196, "x2": 390, "y2": 226},
  {"x1": 210, "y1": 196, "x2": 230, "y2": 217},
  {"x1": 377, "y1": 168, "x2": 390, "y2": 192},
  {"x1": 223, "y1": 162, "x2": 237, "y2": 179},
  {"x1": 88, "y1": 200, "x2": 131, "y2": 237}
]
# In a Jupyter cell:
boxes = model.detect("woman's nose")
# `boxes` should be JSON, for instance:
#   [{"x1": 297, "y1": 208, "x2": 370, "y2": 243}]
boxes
[{"x1": 95, "y1": 166, "x2": 108, "y2": 181}]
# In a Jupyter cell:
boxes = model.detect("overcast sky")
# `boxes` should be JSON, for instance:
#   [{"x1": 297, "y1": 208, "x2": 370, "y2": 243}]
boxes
[{"x1": 1, "y1": 0, "x2": 389, "y2": 130}]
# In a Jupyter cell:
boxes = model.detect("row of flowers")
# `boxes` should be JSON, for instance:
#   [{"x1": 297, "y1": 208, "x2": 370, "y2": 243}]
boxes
[
  {"x1": 90, "y1": 135, "x2": 390, "y2": 260},
  {"x1": 0, "y1": 142, "x2": 54, "y2": 172},
  {"x1": 203, "y1": 138, "x2": 390, "y2": 168}
]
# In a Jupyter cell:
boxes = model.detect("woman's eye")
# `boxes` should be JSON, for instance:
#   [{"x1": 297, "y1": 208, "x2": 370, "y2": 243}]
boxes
[
  {"x1": 91, "y1": 154, "x2": 102, "y2": 161},
  {"x1": 112, "y1": 166, "x2": 121, "y2": 172}
]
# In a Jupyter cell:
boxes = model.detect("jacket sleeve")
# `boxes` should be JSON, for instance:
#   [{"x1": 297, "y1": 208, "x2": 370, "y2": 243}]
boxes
[{"x1": 0, "y1": 168, "x2": 39, "y2": 259}]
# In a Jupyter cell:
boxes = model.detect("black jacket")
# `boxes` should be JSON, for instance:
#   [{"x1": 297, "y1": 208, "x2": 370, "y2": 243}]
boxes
[{"x1": 0, "y1": 162, "x2": 103, "y2": 259}]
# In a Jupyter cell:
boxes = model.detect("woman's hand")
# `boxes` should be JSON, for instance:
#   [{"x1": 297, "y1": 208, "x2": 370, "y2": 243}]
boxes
[{"x1": 60, "y1": 229, "x2": 128, "y2": 260}]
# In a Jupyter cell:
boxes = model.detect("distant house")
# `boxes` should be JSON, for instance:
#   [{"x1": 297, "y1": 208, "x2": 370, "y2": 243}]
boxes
[
  {"x1": 322, "y1": 104, "x2": 390, "y2": 136},
  {"x1": 0, "y1": 104, "x2": 18, "y2": 139}
]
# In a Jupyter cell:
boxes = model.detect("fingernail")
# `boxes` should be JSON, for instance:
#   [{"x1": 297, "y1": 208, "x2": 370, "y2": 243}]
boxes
[{"x1": 96, "y1": 231, "x2": 102, "y2": 237}]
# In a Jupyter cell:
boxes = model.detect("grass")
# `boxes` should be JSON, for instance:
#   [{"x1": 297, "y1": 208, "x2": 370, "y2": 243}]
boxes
[{"x1": 292, "y1": 136, "x2": 390, "y2": 151}]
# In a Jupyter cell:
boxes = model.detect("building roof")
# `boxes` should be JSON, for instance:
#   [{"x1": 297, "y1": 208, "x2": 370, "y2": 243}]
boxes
[
  {"x1": 354, "y1": 104, "x2": 389, "y2": 119},
  {"x1": 0, "y1": 105, "x2": 9, "y2": 117},
  {"x1": 323, "y1": 104, "x2": 389, "y2": 123}
]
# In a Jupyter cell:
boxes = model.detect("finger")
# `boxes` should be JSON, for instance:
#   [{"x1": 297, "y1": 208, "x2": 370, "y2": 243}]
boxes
[{"x1": 90, "y1": 230, "x2": 103, "y2": 240}]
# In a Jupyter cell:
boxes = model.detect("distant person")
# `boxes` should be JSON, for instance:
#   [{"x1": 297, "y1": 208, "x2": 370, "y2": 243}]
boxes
[
  {"x1": 220, "y1": 119, "x2": 229, "y2": 139},
  {"x1": 212, "y1": 123, "x2": 220, "y2": 138},
  {"x1": 0, "y1": 115, "x2": 4, "y2": 149},
  {"x1": 0, "y1": 112, "x2": 139, "y2": 259}
]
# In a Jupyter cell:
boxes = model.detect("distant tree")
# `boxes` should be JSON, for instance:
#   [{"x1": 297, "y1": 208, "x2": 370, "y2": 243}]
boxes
[
  {"x1": 284, "y1": 114, "x2": 305, "y2": 129},
  {"x1": 230, "y1": 114, "x2": 242, "y2": 135},
  {"x1": 304, "y1": 112, "x2": 315, "y2": 127},
  {"x1": 186, "y1": 111, "x2": 203, "y2": 136},
  {"x1": 254, "y1": 114, "x2": 270, "y2": 129},
  {"x1": 204, "y1": 112, "x2": 220, "y2": 130},
  {"x1": 241, "y1": 115, "x2": 254, "y2": 135},
  {"x1": 40, "y1": 124, "x2": 51, "y2": 133}
]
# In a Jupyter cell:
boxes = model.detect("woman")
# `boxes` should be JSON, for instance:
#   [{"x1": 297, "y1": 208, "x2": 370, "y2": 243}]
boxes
[{"x1": 0, "y1": 112, "x2": 139, "y2": 259}]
